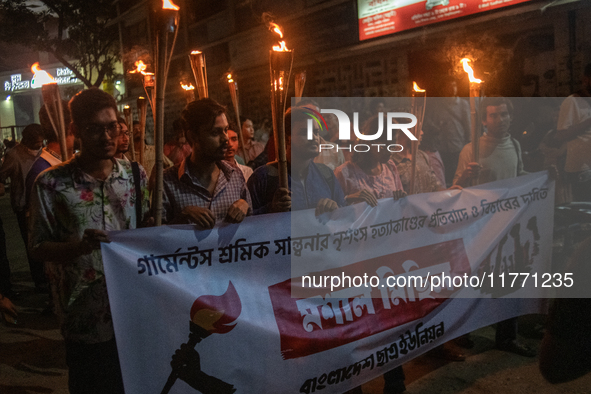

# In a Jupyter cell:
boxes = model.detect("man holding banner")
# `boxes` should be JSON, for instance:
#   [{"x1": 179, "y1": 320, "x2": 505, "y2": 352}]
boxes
[
  {"x1": 29, "y1": 88, "x2": 150, "y2": 394},
  {"x1": 247, "y1": 106, "x2": 346, "y2": 215},
  {"x1": 161, "y1": 98, "x2": 251, "y2": 227}
]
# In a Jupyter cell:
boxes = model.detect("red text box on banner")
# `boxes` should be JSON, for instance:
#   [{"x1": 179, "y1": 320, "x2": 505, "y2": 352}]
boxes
[{"x1": 269, "y1": 239, "x2": 470, "y2": 359}]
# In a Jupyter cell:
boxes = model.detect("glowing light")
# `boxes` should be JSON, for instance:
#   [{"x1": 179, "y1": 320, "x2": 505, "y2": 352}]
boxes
[
  {"x1": 461, "y1": 58, "x2": 482, "y2": 84},
  {"x1": 180, "y1": 82, "x2": 195, "y2": 90},
  {"x1": 5, "y1": 96, "x2": 10, "y2": 101},
  {"x1": 273, "y1": 41, "x2": 289, "y2": 52},
  {"x1": 129, "y1": 60, "x2": 154, "y2": 76},
  {"x1": 269, "y1": 22, "x2": 290, "y2": 52},
  {"x1": 269, "y1": 22, "x2": 283, "y2": 38},
  {"x1": 30, "y1": 62, "x2": 55, "y2": 88},
  {"x1": 413, "y1": 82, "x2": 426, "y2": 92},
  {"x1": 191, "y1": 50, "x2": 201, "y2": 55},
  {"x1": 162, "y1": 0, "x2": 180, "y2": 10}
]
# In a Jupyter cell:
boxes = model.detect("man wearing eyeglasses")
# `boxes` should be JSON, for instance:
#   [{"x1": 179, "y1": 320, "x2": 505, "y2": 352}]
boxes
[
  {"x1": 114, "y1": 116, "x2": 130, "y2": 161},
  {"x1": 28, "y1": 88, "x2": 150, "y2": 394}
]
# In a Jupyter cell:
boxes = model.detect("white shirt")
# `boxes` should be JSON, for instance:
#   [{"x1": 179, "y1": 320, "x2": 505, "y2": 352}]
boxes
[{"x1": 557, "y1": 95, "x2": 591, "y2": 173}]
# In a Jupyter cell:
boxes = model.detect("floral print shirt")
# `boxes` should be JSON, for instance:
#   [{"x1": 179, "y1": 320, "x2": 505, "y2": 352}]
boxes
[{"x1": 29, "y1": 155, "x2": 149, "y2": 344}]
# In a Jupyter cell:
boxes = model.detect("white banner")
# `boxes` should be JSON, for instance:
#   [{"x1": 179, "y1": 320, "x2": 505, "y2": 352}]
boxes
[{"x1": 102, "y1": 172, "x2": 554, "y2": 394}]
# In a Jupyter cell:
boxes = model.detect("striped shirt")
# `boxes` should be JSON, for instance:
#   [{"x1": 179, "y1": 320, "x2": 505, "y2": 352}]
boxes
[{"x1": 162, "y1": 158, "x2": 252, "y2": 224}]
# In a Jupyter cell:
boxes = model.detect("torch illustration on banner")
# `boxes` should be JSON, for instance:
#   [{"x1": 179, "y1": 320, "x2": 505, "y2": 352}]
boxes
[
  {"x1": 36, "y1": 63, "x2": 68, "y2": 161},
  {"x1": 189, "y1": 51, "x2": 208, "y2": 99},
  {"x1": 226, "y1": 73, "x2": 248, "y2": 161},
  {"x1": 269, "y1": 22, "x2": 294, "y2": 190},
  {"x1": 409, "y1": 82, "x2": 426, "y2": 195},
  {"x1": 161, "y1": 282, "x2": 242, "y2": 394}
]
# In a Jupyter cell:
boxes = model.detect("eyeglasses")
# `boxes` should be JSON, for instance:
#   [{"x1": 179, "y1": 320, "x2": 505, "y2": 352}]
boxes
[{"x1": 84, "y1": 122, "x2": 121, "y2": 138}]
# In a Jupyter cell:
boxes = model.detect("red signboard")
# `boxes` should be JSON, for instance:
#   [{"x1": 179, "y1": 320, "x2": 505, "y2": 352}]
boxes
[{"x1": 358, "y1": 0, "x2": 533, "y2": 41}]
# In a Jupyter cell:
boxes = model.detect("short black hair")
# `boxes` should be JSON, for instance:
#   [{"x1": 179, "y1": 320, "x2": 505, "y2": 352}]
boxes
[
  {"x1": 39, "y1": 100, "x2": 71, "y2": 142},
  {"x1": 480, "y1": 96, "x2": 513, "y2": 116},
  {"x1": 21, "y1": 123, "x2": 44, "y2": 146},
  {"x1": 182, "y1": 98, "x2": 226, "y2": 143},
  {"x1": 117, "y1": 116, "x2": 127, "y2": 127},
  {"x1": 284, "y1": 106, "x2": 309, "y2": 138},
  {"x1": 297, "y1": 98, "x2": 319, "y2": 110},
  {"x1": 69, "y1": 88, "x2": 117, "y2": 129}
]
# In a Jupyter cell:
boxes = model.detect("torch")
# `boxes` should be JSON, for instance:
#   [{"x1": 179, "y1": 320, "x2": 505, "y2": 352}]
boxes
[
  {"x1": 35, "y1": 63, "x2": 68, "y2": 161},
  {"x1": 189, "y1": 51, "x2": 208, "y2": 99},
  {"x1": 226, "y1": 73, "x2": 248, "y2": 162},
  {"x1": 269, "y1": 22, "x2": 293, "y2": 190},
  {"x1": 461, "y1": 58, "x2": 483, "y2": 167},
  {"x1": 128, "y1": 60, "x2": 156, "y2": 115},
  {"x1": 180, "y1": 82, "x2": 196, "y2": 104},
  {"x1": 123, "y1": 105, "x2": 135, "y2": 161},
  {"x1": 153, "y1": 0, "x2": 181, "y2": 227},
  {"x1": 137, "y1": 96, "x2": 148, "y2": 167},
  {"x1": 294, "y1": 71, "x2": 306, "y2": 104},
  {"x1": 161, "y1": 282, "x2": 241, "y2": 394},
  {"x1": 409, "y1": 82, "x2": 426, "y2": 195}
]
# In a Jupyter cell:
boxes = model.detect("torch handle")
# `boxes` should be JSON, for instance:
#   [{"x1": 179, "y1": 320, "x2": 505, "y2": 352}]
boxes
[{"x1": 160, "y1": 330, "x2": 205, "y2": 394}]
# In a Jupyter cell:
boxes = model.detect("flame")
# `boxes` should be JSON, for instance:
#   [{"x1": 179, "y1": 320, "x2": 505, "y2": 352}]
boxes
[
  {"x1": 129, "y1": 60, "x2": 154, "y2": 76},
  {"x1": 227, "y1": 73, "x2": 234, "y2": 83},
  {"x1": 269, "y1": 22, "x2": 283, "y2": 38},
  {"x1": 191, "y1": 50, "x2": 201, "y2": 55},
  {"x1": 190, "y1": 282, "x2": 241, "y2": 334},
  {"x1": 413, "y1": 81, "x2": 425, "y2": 92},
  {"x1": 461, "y1": 58, "x2": 482, "y2": 84},
  {"x1": 269, "y1": 22, "x2": 289, "y2": 52},
  {"x1": 31, "y1": 62, "x2": 55, "y2": 87},
  {"x1": 162, "y1": 0, "x2": 179, "y2": 10},
  {"x1": 273, "y1": 41, "x2": 289, "y2": 52},
  {"x1": 180, "y1": 82, "x2": 195, "y2": 90}
]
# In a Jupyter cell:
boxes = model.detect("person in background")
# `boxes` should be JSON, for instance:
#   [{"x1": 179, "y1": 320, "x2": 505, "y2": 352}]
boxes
[
  {"x1": 236, "y1": 116, "x2": 266, "y2": 168},
  {"x1": 248, "y1": 106, "x2": 345, "y2": 216},
  {"x1": 424, "y1": 77, "x2": 471, "y2": 186},
  {"x1": 164, "y1": 119, "x2": 192, "y2": 166},
  {"x1": 553, "y1": 63, "x2": 591, "y2": 201},
  {"x1": 24, "y1": 103, "x2": 75, "y2": 293},
  {"x1": 29, "y1": 87, "x2": 150, "y2": 394},
  {"x1": 334, "y1": 116, "x2": 406, "y2": 208},
  {"x1": 392, "y1": 128, "x2": 460, "y2": 194},
  {"x1": 296, "y1": 99, "x2": 346, "y2": 171},
  {"x1": 454, "y1": 96, "x2": 536, "y2": 358},
  {"x1": 224, "y1": 122, "x2": 253, "y2": 181},
  {"x1": 114, "y1": 116, "x2": 130, "y2": 161},
  {"x1": 0, "y1": 123, "x2": 44, "y2": 295}
]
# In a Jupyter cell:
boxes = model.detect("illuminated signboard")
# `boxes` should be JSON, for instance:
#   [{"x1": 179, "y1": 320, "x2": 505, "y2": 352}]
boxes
[
  {"x1": 3, "y1": 67, "x2": 81, "y2": 92},
  {"x1": 358, "y1": 0, "x2": 532, "y2": 41}
]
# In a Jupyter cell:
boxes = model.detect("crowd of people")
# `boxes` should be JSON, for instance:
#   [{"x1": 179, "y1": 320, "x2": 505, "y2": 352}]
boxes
[{"x1": 0, "y1": 62, "x2": 590, "y2": 393}]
